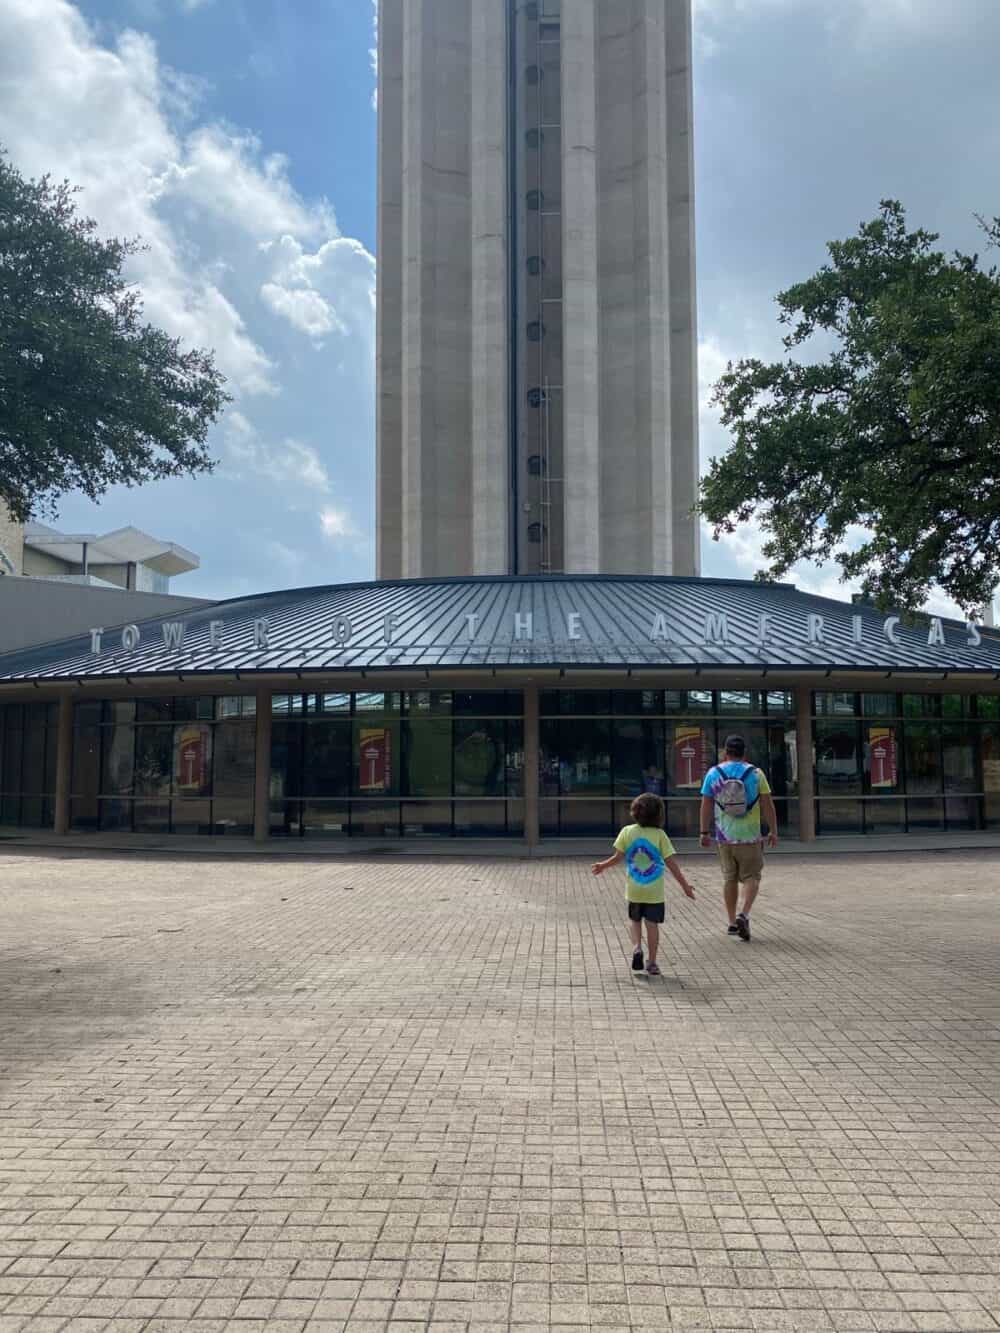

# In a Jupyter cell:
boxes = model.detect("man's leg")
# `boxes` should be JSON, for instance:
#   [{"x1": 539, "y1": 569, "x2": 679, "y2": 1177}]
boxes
[
  {"x1": 740, "y1": 877, "x2": 761, "y2": 916},
  {"x1": 630, "y1": 917, "x2": 643, "y2": 952},
  {"x1": 719, "y1": 846, "x2": 739, "y2": 926}
]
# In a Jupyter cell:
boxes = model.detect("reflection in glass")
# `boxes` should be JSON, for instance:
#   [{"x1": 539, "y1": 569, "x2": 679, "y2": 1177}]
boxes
[
  {"x1": 403, "y1": 720, "x2": 452, "y2": 797},
  {"x1": 454, "y1": 719, "x2": 506, "y2": 797},
  {"x1": 815, "y1": 721, "x2": 861, "y2": 795},
  {"x1": 904, "y1": 723, "x2": 942, "y2": 795},
  {"x1": 816, "y1": 799, "x2": 863, "y2": 834},
  {"x1": 613, "y1": 720, "x2": 666, "y2": 798}
]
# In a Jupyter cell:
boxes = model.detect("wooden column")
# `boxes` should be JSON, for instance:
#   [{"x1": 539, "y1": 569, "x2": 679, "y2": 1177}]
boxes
[
  {"x1": 523, "y1": 682, "x2": 540, "y2": 849},
  {"x1": 796, "y1": 685, "x2": 816, "y2": 842},
  {"x1": 53, "y1": 693, "x2": 74, "y2": 835},
  {"x1": 253, "y1": 686, "x2": 272, "y2": 844}
]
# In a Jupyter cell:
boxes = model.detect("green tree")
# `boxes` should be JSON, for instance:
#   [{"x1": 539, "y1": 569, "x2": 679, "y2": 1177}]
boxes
[
  {"x1": 0, "y1": 150, "x2": 227, "y2": 523},
  {"x1": 700, "y1": 201, "x2": 1000, "y2": 613}
]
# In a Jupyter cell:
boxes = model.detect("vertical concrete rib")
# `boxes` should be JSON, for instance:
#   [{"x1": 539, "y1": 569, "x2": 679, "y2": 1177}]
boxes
[
  {"x1": 400, "y1": 0, "x2": 426, "y2": 578},
  {"x1": 470, "y1": 0, "x2": 509, "y2": 575},
  {"x1": 560, "y1": 0, "x2": 601, "y2": 574},
  {"x1": 664, "y1": 0, "x2": 700, "y2": 574},
  {"x1": 642, "y1": 0, "x2": 673, "y2": 573},
  {"x1": 375, "y1": 0, "x2": 404, "y2": 580}
]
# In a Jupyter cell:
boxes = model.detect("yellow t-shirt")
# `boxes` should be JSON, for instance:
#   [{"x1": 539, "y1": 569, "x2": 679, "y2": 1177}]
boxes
[{"x1": 613, "y1": 824, "x2": 677, "y2": 904}]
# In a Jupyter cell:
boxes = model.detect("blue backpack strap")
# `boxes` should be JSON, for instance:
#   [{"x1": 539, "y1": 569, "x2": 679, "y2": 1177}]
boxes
[{"x1": 739, "y1": 762, "x2": 760, "y2": 811}]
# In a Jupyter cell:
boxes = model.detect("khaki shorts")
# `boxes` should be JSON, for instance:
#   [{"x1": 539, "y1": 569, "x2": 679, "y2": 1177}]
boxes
[{"x1": 718, "y1": 842, "x2": 764, "y2": 885}]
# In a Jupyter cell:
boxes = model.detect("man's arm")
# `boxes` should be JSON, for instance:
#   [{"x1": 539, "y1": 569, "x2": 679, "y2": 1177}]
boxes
[
  {"x1": 699, "y1": 795, "x2": 714, "y2": 849},
  {"x1": 592, "y1": 849, "x2": 624, "y2": 876},
  {"x1": 761, "y1": 791, "x2": 778, "y2": 847}
]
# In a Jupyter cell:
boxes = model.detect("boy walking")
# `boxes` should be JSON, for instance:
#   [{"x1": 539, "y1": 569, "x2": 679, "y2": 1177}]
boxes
[
  {"x1": 593, "y1": 793, "x2": 696, "y2": 976},
  {"x1": 699, "y1": 734, "x2": 778, "y2": 942}
]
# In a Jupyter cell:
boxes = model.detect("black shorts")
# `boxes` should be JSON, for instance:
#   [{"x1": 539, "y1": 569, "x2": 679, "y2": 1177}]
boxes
[{"x1": 628, "y1": 901, "x2": 665, "y2": 923}]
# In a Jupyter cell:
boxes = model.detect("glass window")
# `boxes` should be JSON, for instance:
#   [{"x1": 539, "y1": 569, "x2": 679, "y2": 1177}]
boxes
[
  {"x1": 454, "y1": 719, "x2": 506, "y2": 797},
  {"x1": 320, "y1": 693, "x2": 350, "y2": 713},
  {"x1": 271, "y1": 694, "x2": 292, "y2": 715},
  {"x1": 977, "y1": 695, "x2": 1000, "y2": 720},
  {"x1": 171, "y1": 800, "x2": 213, "y2": 835},
  {"x1": 173, "y1": 722, "x2": 212, "y2": 797},
  {"x1": 666, "y1": 800, "x2": 701, "y2": 840},
  {"x1": 355, "y1": 692, "x2": 400, "y2": 714},
  {"x1": 865, "y1": 799, "x2": 906, "y2": 834},
  {"x1": 815, "y1": 720, "x2": 862, "y2": 796},
  {"x1": 402, "y1": 801, "x2": 453, "y2": 837},
  {"x1": 553, "y1": 720, "x2": 611, "y2": 796},
  {"x1": 907, "y1": 797, "x2": 944, "y2": 830},
  {"x1": 768, "y1": 723, "x2": 797, "y2": 798},
  {"x1": 174, "y1": 696, "x2": 215, "y2": 722},
  {"x1": 549, "y1": 691, "x2": 611, "y2": 716},
  {"x1": 664, "y1": 690, "x2": 714, "y2": 716},
  {"x1": 134, "y1": 726, "x2": 173, "y2": 797},
  {"x1": 981, "y1": 723, "x2": 1000, "y2": 826},
  {"x1": 301, "y1": 801, "x2": 350, "y2": 837},
  {"x1": 453, "y1": 690, "x2": 518, "y2": 716},
  {"x1": 351, "y1": 802, "x2": 400, "y2": 838},
  {"x1": 354, "y1": 720, "x2": 400, "y2": 797},
  {"x1": 217, "y1": 696, "x2": 244, "y2": 719},
  {"x1": 271, "y1": 721, "x2": 302, "y2": 802},
  {"x1": 719, "y1": 690, "x2": 765, "y2": 715},
  {"x1": 766, "y1": 691, "x2": 794, "y2": 715},
  {"x1": 613, "y1": 720, "x2": 666, "y2": 799},
  {"x1": 558, "y1": 801, "x2": 613, "y2": 837},
  {"x1": 405, "y1": 691, "x2": 453, "y2": 715},
  {"x1": 303, "y1": 720, "x2": 351, "y2": 798},
  {"x1": 75, "y1": 700, "x2": 103, "y2": 726},
  {"x1": 21, "y1": 709, "x2": 46, "y2": 797},
  {"x1": 861, "y1": 693, "x2": 898, "y2": 718},
  {"x1": 940, "y1": 694, "x2": 969, "y2": 719},
  {"x1": 814, "y1": 692, "x2": 858, "y2": 716},
  {"x1": 403, "y1": 719, "x2": 452, "y2": 797},
  {"x1": 506, "y1": 721, "x2": 525, "y2": 797},
  {"x1": 103, "y1": 699, "x2": 135, "y2": 724},
  {"x1": 134, "y1": 800, "x2": 170, "y2": 832},
  {"x1": 903, "y1": 694, "x2": 940, "y2": 718},
  {"x1": 137, "y1": 698, "x2": 173, "y2": 722},
  {"x1": 817, "y1": 799, "x2": 862, "y2": 834},
  {"x1": 101, "y1": 725, "x2": 134, "y2": 796},
  {"x1": 612, "y1": 691, "x2": 663, "y2": 715},
  {"x1": 213, "y1": 721, "x2": 255, "y2": 803},
  {"x1": 942, "y1": 724, "x2": 977, "y2": 794},
  {"x1": 904, "y1": 723, "x2": 942, "y2": 795},
  {"x1": 455, "y1": 801, "x2": 508, "y2": 837}
]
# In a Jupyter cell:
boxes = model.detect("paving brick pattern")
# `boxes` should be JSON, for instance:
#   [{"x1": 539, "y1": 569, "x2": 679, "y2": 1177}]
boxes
[{"x1": 2, "y1": 848, "x2": 1000, "y2": 1332}]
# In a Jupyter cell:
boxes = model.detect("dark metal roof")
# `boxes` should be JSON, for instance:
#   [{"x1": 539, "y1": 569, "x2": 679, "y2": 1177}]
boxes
[{"x1": 1, "y1": 574, "x2": 998, "y2": 683}]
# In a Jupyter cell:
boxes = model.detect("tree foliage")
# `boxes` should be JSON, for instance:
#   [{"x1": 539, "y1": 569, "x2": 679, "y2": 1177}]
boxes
[
  {"x1": 700, "y1": 201, "x2": 1000, "y2": 613},
  {"x1": 0, "y1": 149, "x2": 227, "y2": 523}
]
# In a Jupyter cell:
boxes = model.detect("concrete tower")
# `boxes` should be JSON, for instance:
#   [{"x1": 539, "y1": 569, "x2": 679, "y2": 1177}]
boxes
[{"x1": 377, "y1": 0, "x2": 699, "y2": 580}]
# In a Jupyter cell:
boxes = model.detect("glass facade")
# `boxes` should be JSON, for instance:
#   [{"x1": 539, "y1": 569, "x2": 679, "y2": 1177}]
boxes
[
  {"x1": 538, "y1": 689, "x2": 797, "y2": 839},
  {"x1": 270, "y1": 691, "x2": 525, "y2": 838},
  {"x1": 4, "y1": 684, "x2": 1000, "y2": 841},
  {"x1": 70, "y1": 695, "x2": 256, "y2": 834},
  {"x1": 0, "y1": 702, "x2": 59, "y2": 828},
  {"x1": 812, "y1": 692, "x2": 1000, "y2": 833}
]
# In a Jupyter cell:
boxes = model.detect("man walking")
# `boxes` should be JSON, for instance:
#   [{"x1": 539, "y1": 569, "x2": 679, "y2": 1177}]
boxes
[{"x1": 699, "y1": 734, "x2": 778, "y2": 941}]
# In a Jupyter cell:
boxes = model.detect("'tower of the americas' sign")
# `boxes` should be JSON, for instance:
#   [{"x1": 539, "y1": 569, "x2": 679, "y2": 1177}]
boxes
[{"x1": 86, "y1": 609, "x2": 990, "y2": 657}]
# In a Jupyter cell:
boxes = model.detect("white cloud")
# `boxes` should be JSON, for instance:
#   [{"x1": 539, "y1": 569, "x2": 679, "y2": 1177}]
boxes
[
  {"x1": 260, "y1": 234, "x2": 376, "y2": 344},
  {"x1": 222, "y1": 414, "x2": 331, "y2": 492},
  {"x1": 320, "y1": 506, "x2": 360, "y2": 542},
  {"x1": 370, "y1": 0, "x2": 379, "y2": 109}
]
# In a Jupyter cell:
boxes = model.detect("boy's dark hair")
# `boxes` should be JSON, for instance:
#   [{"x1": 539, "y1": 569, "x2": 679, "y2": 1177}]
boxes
[
  {"x1": 631, "y1": 792, "x2": 665, "y2": 828},
  {"x1": 724, "y1": 734, "x2": 747, "y2": 758}
]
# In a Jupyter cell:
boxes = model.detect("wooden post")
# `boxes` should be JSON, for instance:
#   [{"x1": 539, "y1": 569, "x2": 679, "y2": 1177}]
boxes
[
  {"x1": 796, "y1": 685, "x2": 816, "y2": 842},
  {"x1": 523, "y1": 682, "x2": 540, "y2": 849},
  {"x1": 53, "y1": 693, "x2": 74, "y2": 835},
  {"x1": 253, "y1": 686, "x2": 272, "y2": 844}
]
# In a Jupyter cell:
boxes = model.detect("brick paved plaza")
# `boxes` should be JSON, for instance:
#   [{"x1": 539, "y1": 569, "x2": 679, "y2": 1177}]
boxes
[{"x1": 2, "y1": 849, "x2": 1000, "y2": 1333}]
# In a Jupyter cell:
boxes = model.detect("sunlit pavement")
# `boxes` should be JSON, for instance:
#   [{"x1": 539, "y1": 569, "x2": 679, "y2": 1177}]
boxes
[{"x1": 2, "y1": 849, "x2": 1000, "y2": 1332}]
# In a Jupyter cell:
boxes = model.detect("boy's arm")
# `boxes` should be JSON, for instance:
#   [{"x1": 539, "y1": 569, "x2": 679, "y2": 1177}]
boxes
[
  {"x1": 591, "y1": 849, "x2": 624, "y2": 876},
  {"x1": 699, "y1": 795, "x2": 714, "y2": 848},
  {"x1": 665, "y1": 855, "x2": 696, "y2": 899},
  {"x1": 761, "y1": 791, "x2": 778, "y2": 847}
]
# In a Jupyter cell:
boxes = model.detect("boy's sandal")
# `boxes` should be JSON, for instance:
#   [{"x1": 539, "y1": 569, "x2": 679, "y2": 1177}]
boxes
[{"x1": 646, "y1": 962, "x2": 661, "y2": 976}]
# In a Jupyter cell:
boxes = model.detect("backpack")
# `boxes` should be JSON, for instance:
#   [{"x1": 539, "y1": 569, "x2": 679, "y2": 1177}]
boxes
[{"x1": 712, "y1": 763, "x2": 758, "y2": 821}]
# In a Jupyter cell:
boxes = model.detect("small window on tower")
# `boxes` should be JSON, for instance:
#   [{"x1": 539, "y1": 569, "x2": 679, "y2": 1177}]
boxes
[
  {"x1": 526, "y1": 190, "x2": 544, "y2": 211},
  {"x1": 525, "y1": 128, "x2": 543, "y2": 150},
  {"x1": 525, "y1": 2, "x2": 539, "y2": 19},
  {"x1": 527, "y1": 523, "x2": 547, "y2": 544},
  {"x1": 526, "y1": 65, "x2": 542, "y2": 85},
  {"x1": 527, "y1": 456, "x2": 548, "y2": 476},
  {"x1": 527, "y1": 387, "x2": 547, "y2": 408},
  {"x1": 527, "y1": 321, "x2": 546, "y2": 342},
  {"x1": 526, "y1": 255, "x2": 546, "y2": 276}
]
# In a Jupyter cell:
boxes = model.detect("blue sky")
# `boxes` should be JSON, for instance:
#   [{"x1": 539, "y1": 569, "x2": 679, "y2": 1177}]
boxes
[{"x1": 1, "y1": 0, "x2": 999, "y2": 612}]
